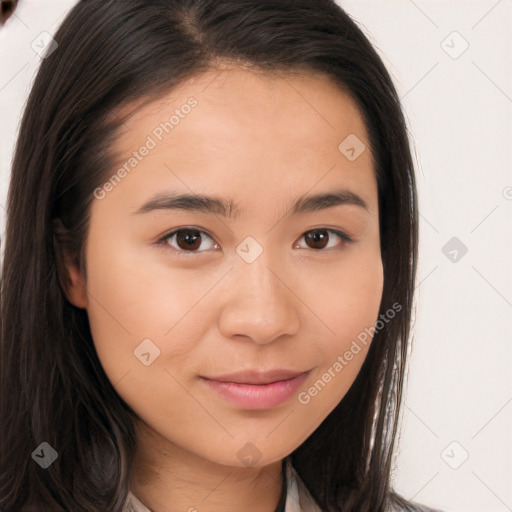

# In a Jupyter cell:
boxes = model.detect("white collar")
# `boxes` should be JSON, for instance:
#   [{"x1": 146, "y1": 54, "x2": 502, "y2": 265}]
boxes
[{"x1": 123, "y1": 457, "x2": 321, "y2": 512}]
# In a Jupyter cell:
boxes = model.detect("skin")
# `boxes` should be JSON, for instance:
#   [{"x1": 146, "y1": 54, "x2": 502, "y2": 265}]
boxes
[{"x1": 64, "y1": 65, "x2": 384, "y2": 512}]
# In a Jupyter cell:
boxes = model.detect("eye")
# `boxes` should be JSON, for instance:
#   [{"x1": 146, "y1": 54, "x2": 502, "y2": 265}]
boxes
[
  {"x1": 294, "y1": 228, "x2": 353, "y2": 250},
  {"x1": 158, "y1": 227, "x2": 353, "y2": 255},
  {"x1": 161, "y1": 228, "x2": 219, "y2": 254}
]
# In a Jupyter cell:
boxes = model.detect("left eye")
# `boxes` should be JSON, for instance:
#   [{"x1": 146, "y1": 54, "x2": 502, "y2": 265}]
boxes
[
  {"x1": 160, "y1": 228, "x2": 352, "y2": 254},
  {"x1": 294, "y1": 228, "x2": 353, "y2": 250}
]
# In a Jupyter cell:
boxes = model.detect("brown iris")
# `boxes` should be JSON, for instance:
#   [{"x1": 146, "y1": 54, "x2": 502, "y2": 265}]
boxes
[
  {"x1": 175, "y1": 229, "x2": 203, "y2": 251},
  {"x1": 304, "y1": 230, "x2": 330, "y2": 250}
]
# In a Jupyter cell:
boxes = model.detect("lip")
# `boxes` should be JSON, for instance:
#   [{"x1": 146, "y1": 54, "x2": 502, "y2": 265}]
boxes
[
  {"x1": 204, "y1": 369, "x2": 308, "y2": 385},
  {"x1": 200, "y1": 369, "x2": 310, "y2": 409}
]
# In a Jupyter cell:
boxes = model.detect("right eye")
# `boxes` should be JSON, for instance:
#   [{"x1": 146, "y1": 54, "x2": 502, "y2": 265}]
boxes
[{"x1": 159, "y1": 228, "x2": 220, "y2": 255}]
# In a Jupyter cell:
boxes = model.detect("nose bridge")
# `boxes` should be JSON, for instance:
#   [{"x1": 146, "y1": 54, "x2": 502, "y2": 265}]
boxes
[
  {"x1": 235, "y1": 242, "x2": 286, "y2": 306},
  {"x1": 218, "y1": 240, "x2": 301, "y2": 343},
  {"x1": 234, "y1": 234, "x2": 281, "y2": 292},
  {"x1": 238, "y1": 256, "x2": 277, "y2": 300}
]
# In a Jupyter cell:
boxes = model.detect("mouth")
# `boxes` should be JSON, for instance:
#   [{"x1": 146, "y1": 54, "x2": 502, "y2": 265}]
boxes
[
  {"x1": 201, "y1": 368, "x2": 309, "y2": 385},
  {"x1": 200, "y1": 369, "x2": 311, "y2": 409}
]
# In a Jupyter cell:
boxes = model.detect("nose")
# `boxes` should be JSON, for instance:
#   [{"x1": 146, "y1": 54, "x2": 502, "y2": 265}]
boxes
[{"x1": 217, "y1": 253, "x2": 301, "y2": 345}]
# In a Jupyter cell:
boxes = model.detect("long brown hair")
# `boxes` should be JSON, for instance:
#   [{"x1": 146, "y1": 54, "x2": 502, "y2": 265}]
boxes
[{"x1": 1, "y1": 1, "x2": 426, "y2": 510}]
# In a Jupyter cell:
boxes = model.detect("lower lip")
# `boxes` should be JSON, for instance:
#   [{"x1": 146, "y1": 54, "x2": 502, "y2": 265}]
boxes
[{"x1": 201, "y1": 372, "x2": 309, "y2": 410}]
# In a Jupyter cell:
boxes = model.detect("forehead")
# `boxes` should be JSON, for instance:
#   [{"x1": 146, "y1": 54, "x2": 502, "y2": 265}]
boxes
[
  {"x1": 105, "y1": 65, "x2": 376, "y2": 216},
  {"x1": 113, "y1": 65, "x2": 369, "y2": 156}
]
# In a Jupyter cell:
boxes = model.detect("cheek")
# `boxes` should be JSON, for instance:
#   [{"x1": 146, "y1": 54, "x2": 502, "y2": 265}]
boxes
[
  {"x1": 298, "y1": 250, "x2": 383, "y2": 408},
  {"x1": 308, "y1": 248, "x2": 384, "y2": 343},
  {"x1": 82, "y1": 233, "x2": 210, "y2": 382}
]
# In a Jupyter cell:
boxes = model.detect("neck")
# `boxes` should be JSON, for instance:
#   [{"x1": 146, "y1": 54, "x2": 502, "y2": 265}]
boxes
[{"x1": 129, "y1": 421, "x2": 285, "y2": 512}]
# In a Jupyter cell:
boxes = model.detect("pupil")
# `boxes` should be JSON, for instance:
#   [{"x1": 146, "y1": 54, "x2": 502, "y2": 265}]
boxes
[
  {"x1": 178, "y1": 230, "x2": 201, "y2": 250},
  {"x1": 307, "y1": 230, "x2": 328, "y2": 249}
]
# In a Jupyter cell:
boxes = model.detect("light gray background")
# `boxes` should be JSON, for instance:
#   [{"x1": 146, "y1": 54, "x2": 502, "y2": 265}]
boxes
[{"x1": 1, "y1": 2, "x2": 511, "y2": 511}]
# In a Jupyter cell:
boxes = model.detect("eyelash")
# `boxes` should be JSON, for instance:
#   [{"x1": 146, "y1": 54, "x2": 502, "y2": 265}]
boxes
[{"x1": 157, "y1": 227, "x2": 354, "y2": 256}]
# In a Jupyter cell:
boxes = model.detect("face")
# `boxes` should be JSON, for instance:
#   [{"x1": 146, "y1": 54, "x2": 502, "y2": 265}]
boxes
[{"x1": 66, "y1": 65, "x2": 383, "y2": 468}]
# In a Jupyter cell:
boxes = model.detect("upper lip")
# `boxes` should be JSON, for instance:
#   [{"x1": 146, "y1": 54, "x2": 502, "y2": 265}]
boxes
[{"x1": 202, "y1": 369, "x2": 308, "y2": 385}]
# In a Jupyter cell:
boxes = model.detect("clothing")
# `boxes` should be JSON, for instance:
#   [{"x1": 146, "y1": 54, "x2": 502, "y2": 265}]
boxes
[{"x1": 123, "y1": 456, "x2": 322, "y2": 512}]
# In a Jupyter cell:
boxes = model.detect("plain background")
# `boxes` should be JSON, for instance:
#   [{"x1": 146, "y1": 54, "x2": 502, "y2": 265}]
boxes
[{"x1": 0, "y1": 2, "x2": 511, "y2": 511}]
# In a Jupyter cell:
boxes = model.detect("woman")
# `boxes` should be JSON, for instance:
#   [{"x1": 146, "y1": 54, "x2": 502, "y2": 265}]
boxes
[{"x1": 0, "y1": 1, "x2": 441, "y2": 511}]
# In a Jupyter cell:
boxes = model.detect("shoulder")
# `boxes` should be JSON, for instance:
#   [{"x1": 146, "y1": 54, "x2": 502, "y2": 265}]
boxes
[
  {"x1": 388, "y1": 506, "x2": 444, "y2": 512},
  {"x1": 123, "y1": 490, "x2": 153, "y2": 512},
  {"x1": 388, "y1": 503, "x2": 444, "y2": 512},
  {"x1": 388, "y1": 491, "x2": 444, "y2": 512}
]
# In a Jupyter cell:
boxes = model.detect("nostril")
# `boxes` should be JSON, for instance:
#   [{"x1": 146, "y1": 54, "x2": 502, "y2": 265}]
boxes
[{"x1": 0, "y1": 0, "x2": 18, "y2": 25}]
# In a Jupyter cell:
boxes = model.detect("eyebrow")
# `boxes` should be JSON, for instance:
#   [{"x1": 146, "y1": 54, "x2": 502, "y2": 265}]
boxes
[{"x1": 133, "y1": 188, "x2": 370, "y2": 218}]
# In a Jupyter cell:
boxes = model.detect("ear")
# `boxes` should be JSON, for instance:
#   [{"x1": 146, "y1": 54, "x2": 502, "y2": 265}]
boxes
[{"x1": 52, "y1": 218, "x2": 88, "y2": 309}]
